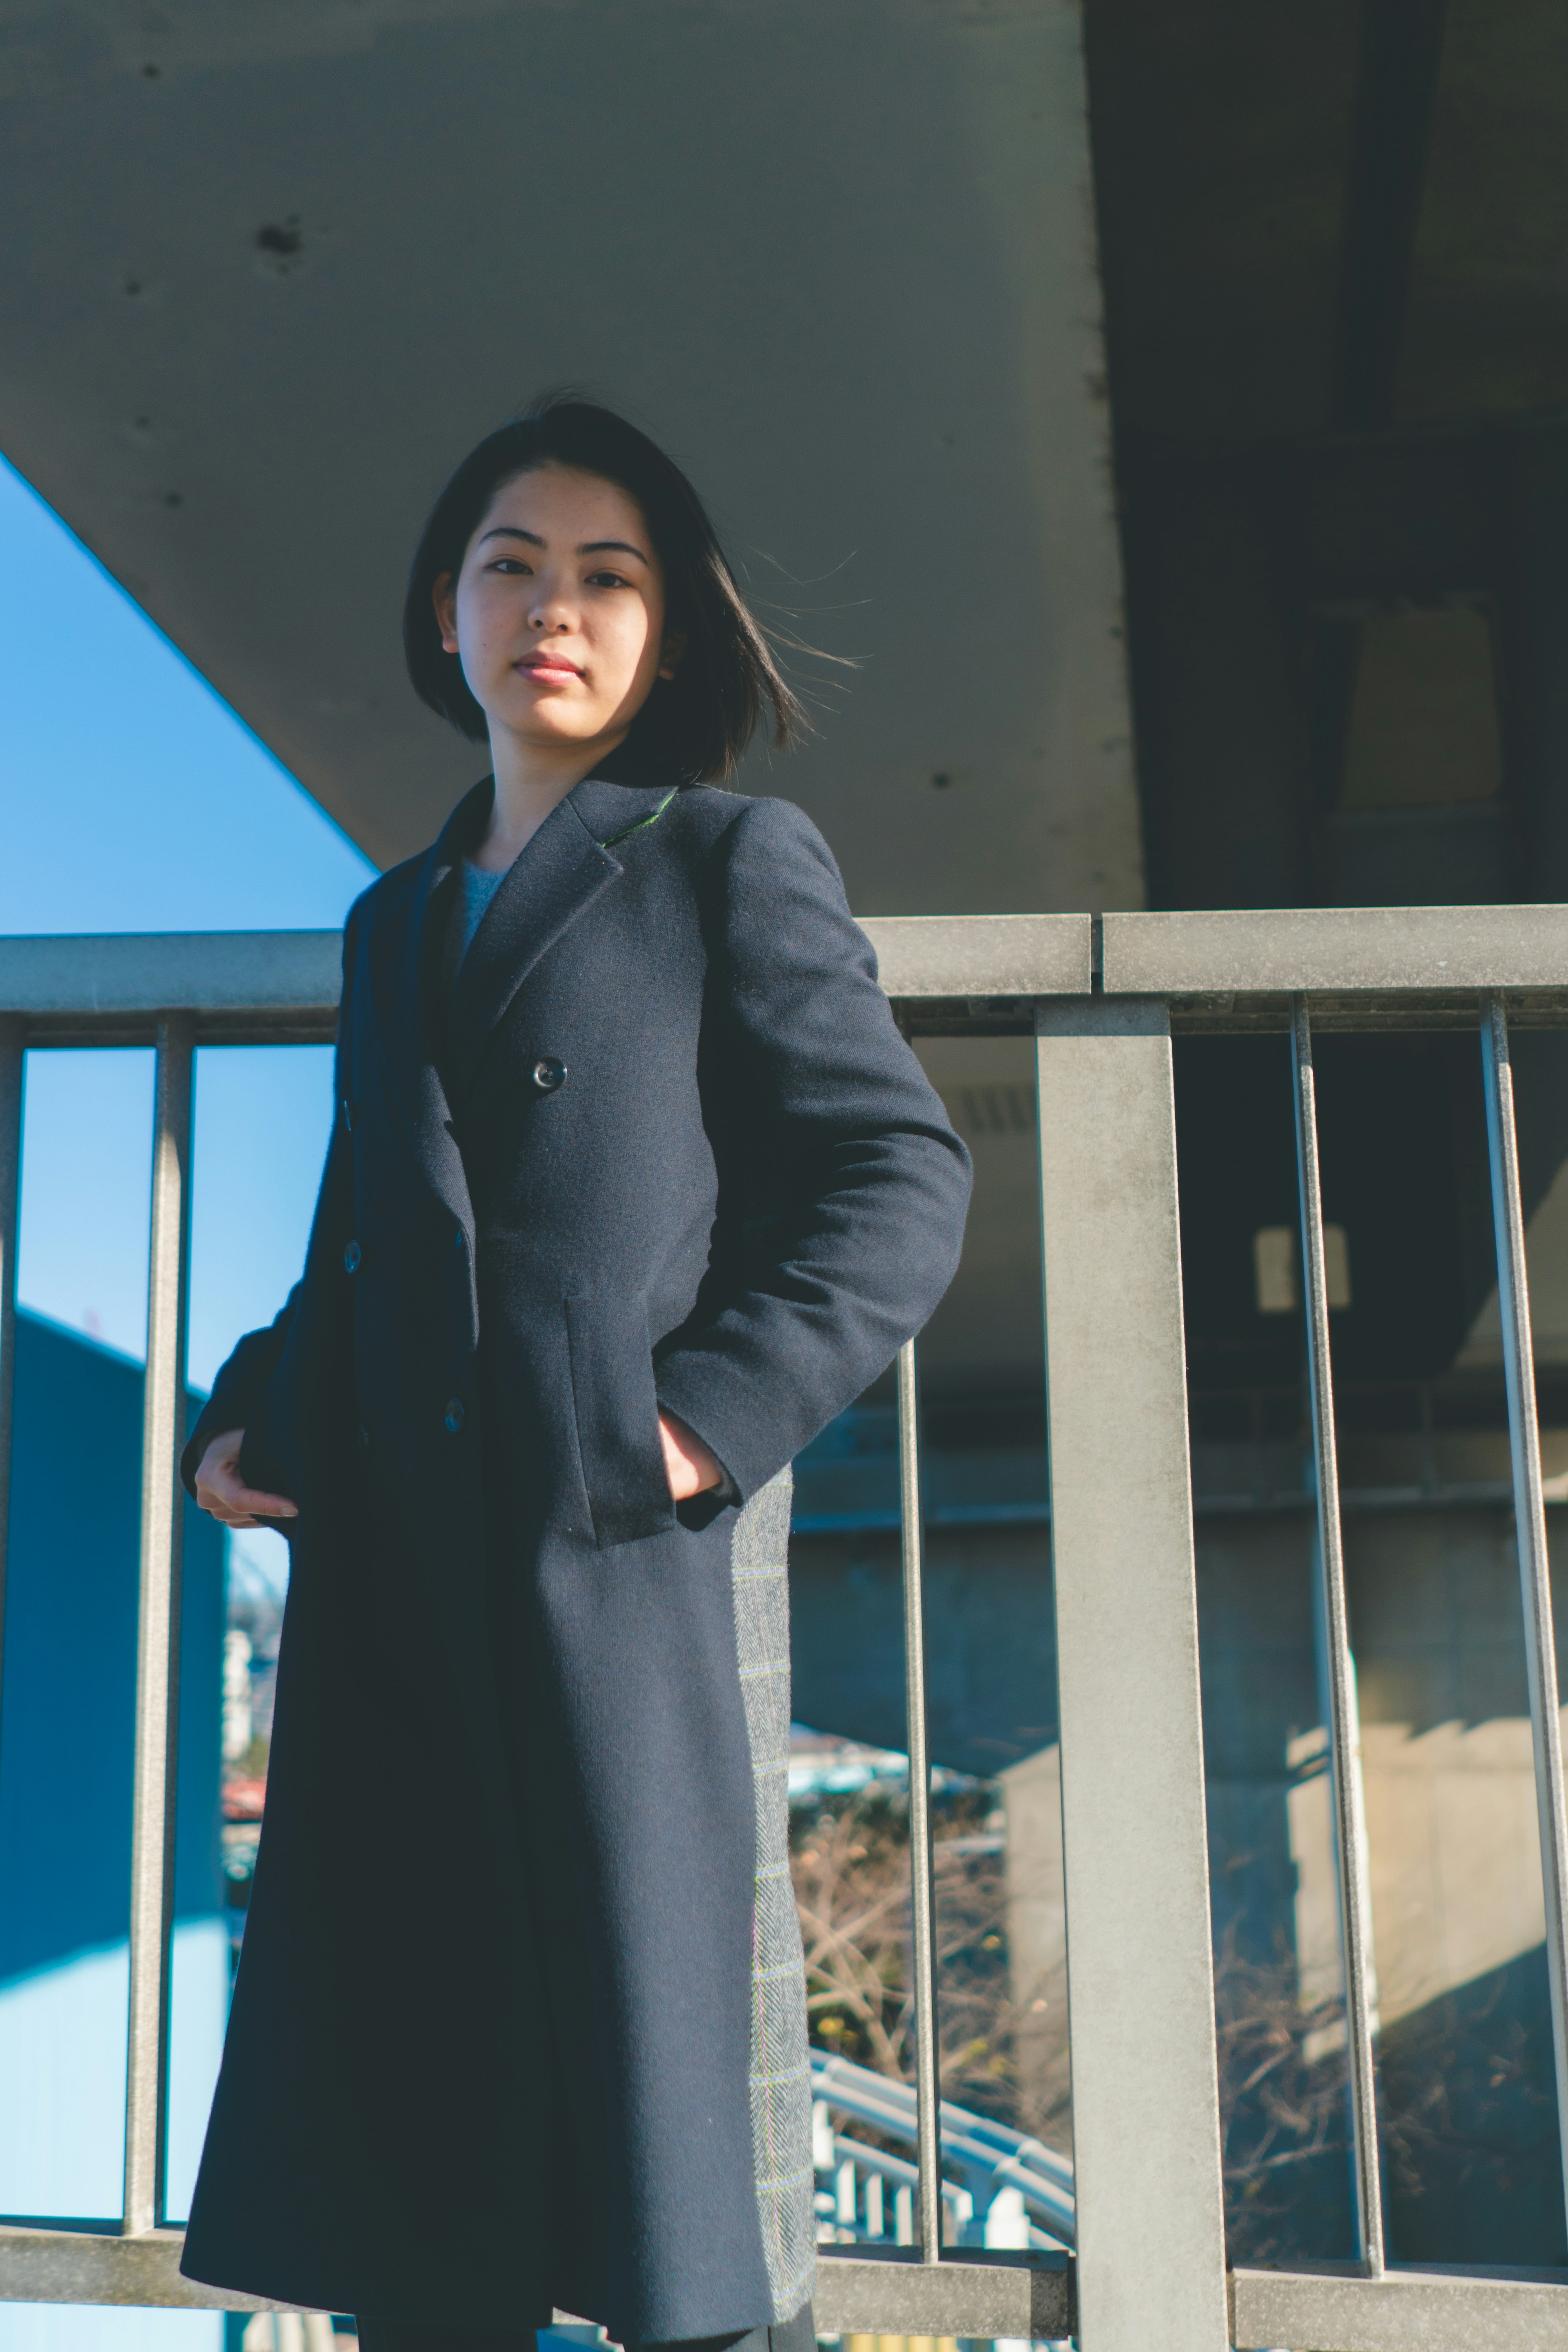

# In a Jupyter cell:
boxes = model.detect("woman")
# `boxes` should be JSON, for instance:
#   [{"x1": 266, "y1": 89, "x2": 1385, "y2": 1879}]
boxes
[{"x1": 184, "y1": 397, "x2": 972, "y2": 2352}]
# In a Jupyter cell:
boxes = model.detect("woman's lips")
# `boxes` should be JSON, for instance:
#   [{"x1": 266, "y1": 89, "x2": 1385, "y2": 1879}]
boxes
[{"x1": 517, "y1": 657, "x2": 581, "y2": 682}]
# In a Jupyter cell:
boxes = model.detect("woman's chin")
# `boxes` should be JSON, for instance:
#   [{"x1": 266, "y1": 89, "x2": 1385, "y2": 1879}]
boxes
[{"x1": 493, "y1": 705, "x2": 608, "y2": 751}]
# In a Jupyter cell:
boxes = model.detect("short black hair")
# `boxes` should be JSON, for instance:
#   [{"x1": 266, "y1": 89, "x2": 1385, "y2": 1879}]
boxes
[{"x1": 403, "y1": 394, "x2": 805, "y2": 782}]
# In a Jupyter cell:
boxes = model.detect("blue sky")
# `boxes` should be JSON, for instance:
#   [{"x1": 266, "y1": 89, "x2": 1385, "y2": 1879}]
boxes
[{"x1": 2, "y1": 455, "x2": 378, "y2": 1598}]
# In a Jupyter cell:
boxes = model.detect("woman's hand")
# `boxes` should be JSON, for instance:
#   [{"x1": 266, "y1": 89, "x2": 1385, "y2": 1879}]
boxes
[
  {"x1": 194, "y1": 1430, "x2": 299, "y2": 1529},
  {"x1": 658, "y1": 1410, "x2": 724, "y2": 1502},
  {"x1": 198, "y1": 1418, "x2": 718, "y2": 1517}
]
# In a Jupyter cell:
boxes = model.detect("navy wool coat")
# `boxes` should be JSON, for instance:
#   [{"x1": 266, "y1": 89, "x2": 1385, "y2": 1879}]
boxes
[{"x1": 178, "y1": 761, "x2": 972, "y2": 2339}]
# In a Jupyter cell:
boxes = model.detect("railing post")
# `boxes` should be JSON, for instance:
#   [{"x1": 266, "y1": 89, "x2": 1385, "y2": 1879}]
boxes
[
  {"x1": 122, "y1": 1012, "x2": 195, "y2": 2235},
  {"x1": 896, "y1": 1337, "x2": 943, "y2": 2258},
  {"x1": 0, "y1": 1018, "x2": 21, "y2": 1726},
  {"x1": 1480, "y1": 991, "x2": 1568, "y2": 2248},
  {"x1": 1291, "y1": 997, "x2": 1386, "y2": 2271},
  {"x1": 1034, "y1": 997, "x2": 1228, "y2": 2352}
]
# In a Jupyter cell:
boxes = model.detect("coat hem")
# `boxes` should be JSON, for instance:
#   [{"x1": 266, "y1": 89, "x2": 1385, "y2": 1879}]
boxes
[{"x1": 176, "y1": 2248, "x2": 550, "y2": 2332}]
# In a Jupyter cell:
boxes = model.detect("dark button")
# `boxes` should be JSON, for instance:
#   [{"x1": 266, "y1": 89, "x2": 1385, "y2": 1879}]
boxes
[
  {"x1": 343, "y1": 1239, "x2": 362, "y2": 1274},
  {"x1": 454, "y1": 1226, "x2": 466, "y2": 1253},
  {"x1": 531, "y1": 1056, "x2": 567, "y2": 1094},
  {"x1": 341, "y1": 1097, "x2": 354, "y2": 1136},
  {"x1": 358, "y1": 1422, "x2": 372, "y2": 1451},
  {"x1": 443, "y1": 1396, "x2": 465, "y2": 1434}
]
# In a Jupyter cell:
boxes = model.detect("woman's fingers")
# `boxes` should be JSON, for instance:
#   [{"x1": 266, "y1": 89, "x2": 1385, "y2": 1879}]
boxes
[
  {"x1": 222, "y1": 1482, "x2": 298, "y2": 1518},
  {"x1": 202, "y1": 1486, "x2": 297, "y2": 1524},
  {"x1": 197, "y1": 1478, "x2": 297, "y2": 1517},
  {"x1": 194, "y1": 1428, "x2": 298, "y2": 1526},
  {"x1": 198, "y1": 1492, "x2": 298, "y2": 1527},
  {"x1": 657, "y1": 1409, "x2": 724, "y2": 1501}
]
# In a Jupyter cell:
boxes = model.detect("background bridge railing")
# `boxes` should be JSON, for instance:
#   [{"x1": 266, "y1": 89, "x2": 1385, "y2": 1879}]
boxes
[
  {"x1": 808, "y1": 2049, "x2": 1076, "y2": 2255},
  {"x1": 2, "y1": 906, "x2": 1568, "y2": 2352}
]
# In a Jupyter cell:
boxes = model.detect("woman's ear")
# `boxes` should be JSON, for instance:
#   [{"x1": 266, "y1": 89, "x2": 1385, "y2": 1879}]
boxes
[
  {"x1": 432, "y1": 571, "x2": 459, "y2": 655},
  {"x1": 657, "y1": 627, "x2": 688, "y2": 683}
]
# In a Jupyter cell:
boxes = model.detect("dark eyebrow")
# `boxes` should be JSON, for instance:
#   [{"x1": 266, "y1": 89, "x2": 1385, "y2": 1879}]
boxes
[{"x1": 476, "y1": 527, "x2": 648, "y2": 566}]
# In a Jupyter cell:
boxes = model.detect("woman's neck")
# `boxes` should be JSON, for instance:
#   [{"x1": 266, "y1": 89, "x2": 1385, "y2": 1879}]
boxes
[{"x1": 472, "y1": 722, "x2": 633, "y2": 872}]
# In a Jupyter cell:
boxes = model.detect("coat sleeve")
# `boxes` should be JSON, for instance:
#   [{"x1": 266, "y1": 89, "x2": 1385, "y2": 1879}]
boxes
[
  {"x1": 180, "y1": 1283, "x2": 304, "y2": 1494},
  {"x1": 652, "y1": 795, "x2": 973, "y2": 1502},
  {"x1": 180, "y1": 900, "x2": 365, "y2": 1499}
]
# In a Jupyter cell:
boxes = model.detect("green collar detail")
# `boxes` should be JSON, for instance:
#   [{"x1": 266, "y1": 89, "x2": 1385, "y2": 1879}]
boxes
[{"x1": 599, "y1": 786, "x2": 678, "y2": 851}]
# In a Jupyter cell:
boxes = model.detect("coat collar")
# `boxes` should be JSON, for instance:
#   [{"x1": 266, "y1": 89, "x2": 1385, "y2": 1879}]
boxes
[
  {"x1": 363, "y1": 754, "x2": 682, "y2": 1209},
  {"x1": 364, "y1": 801, "x2": 476, "y2": 1230}
]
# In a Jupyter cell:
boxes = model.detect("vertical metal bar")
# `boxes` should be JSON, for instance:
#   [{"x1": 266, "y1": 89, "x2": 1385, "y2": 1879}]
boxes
[
  {"x1": 897, "y1": 1336, "x2": 943, "y2": 2262},
  {"x1": 1291, "y1": 996, "x2": 1385, "y2": 2276},
  {"x1": 123, "y1": 1013, "x2": 195, "y2": 2235},
  {"x1": 1035, "y1": 998, "x2": 1228, "y2": 2352},
  {"x1": 1481, "y1": 991, "x2": 1568, "y2": 2243},
  {"x1": 0, "y1": 1019, "x2": 22, "y2": 1733}
]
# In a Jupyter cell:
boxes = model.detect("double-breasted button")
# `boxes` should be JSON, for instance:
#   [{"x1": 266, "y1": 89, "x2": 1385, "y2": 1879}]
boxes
[
  {"x1": 341, "y1": 1097, "x2": 354, "y2": 1136},
  {"x1": 443, "y1": 1396, "x2": 465, "y2": 1434},
  {"x1": 343, "y1": 1239, "x2": 362, "y2": 1274},
  {"x1": 531, "y1": 1056, "x2": 567, "y2": 1093},
  {"x1": 453, "y1": 1226, "x2": 466, "y2": 1254},
  {"x1": 357, "y1": 1422, "x2": 372, "y2": 1452}
]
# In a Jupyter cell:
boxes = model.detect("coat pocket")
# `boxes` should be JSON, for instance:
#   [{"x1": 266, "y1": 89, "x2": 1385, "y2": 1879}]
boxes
[{"x1": 563, "y1": 1291, "x2": 677, "y2": 1549}]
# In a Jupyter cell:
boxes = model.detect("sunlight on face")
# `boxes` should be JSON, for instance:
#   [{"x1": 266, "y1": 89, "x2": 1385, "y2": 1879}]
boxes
[{"x1": 434, "y1": 464, "x2": 677, "y2": 757}]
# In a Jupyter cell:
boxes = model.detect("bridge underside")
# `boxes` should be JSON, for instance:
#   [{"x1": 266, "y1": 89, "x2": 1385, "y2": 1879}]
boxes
[
  {"x1": 0, "y1": 0, "x2": 1139, "y2": 918},
  {"x1": 3, "y1": 0, "x2": 1565, "y2": 907}
]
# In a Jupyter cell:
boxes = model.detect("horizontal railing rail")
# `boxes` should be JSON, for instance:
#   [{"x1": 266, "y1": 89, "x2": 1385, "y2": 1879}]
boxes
[
  {"x1": 4, "y1": 900, "x2": 1568, "y2": 1037},
  {"x1": 2, "y1": 901, "x2": 1568, "y2": 2352}
]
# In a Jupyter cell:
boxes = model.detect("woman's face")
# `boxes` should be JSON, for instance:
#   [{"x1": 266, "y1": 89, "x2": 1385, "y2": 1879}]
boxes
[{"x1": 434, "y1": 463, "x2": 679, "y2": 755}]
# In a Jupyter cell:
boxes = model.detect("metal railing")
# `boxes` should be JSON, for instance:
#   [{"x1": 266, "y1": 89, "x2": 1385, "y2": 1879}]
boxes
[{"x1": 2, "y1": 905, "x2": 1568, "y2": 2350}]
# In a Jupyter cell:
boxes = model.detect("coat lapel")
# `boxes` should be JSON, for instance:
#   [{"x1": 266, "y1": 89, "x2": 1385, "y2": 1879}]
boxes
[
  {"x1": 441, "y1": 773, "x2": 677, "y2": 1108},
  {"x1": 364, "y1": 779, "x2": 490, "y2": 1227},
  {"x1": 365, "y1": 764, "x2": 682, "y2": 1161}
]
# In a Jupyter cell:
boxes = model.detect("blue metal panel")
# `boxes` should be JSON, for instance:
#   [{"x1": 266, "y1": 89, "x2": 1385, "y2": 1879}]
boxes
[{"x1": 0, "y1": 1311, "x2": 225, "y2": 2226}]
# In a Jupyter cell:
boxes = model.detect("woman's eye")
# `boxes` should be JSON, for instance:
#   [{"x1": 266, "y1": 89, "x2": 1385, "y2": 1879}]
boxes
[
  {"x1": 488, "y1": 558, "x2": 532, "y2": 576},
  {"x1": 586, "y1": 570, "x2": 630, "y2": 589}
]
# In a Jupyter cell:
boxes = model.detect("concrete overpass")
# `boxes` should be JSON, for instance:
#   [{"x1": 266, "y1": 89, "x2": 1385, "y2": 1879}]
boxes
[{"x1": 0, "y1": 0, "x2": 1137, "y2": 913}]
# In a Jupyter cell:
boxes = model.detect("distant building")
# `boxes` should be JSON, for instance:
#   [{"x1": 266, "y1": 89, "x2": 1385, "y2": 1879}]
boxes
[{"x1": 0, "y1": 1312, "x2": 229, "y2": 2352}]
